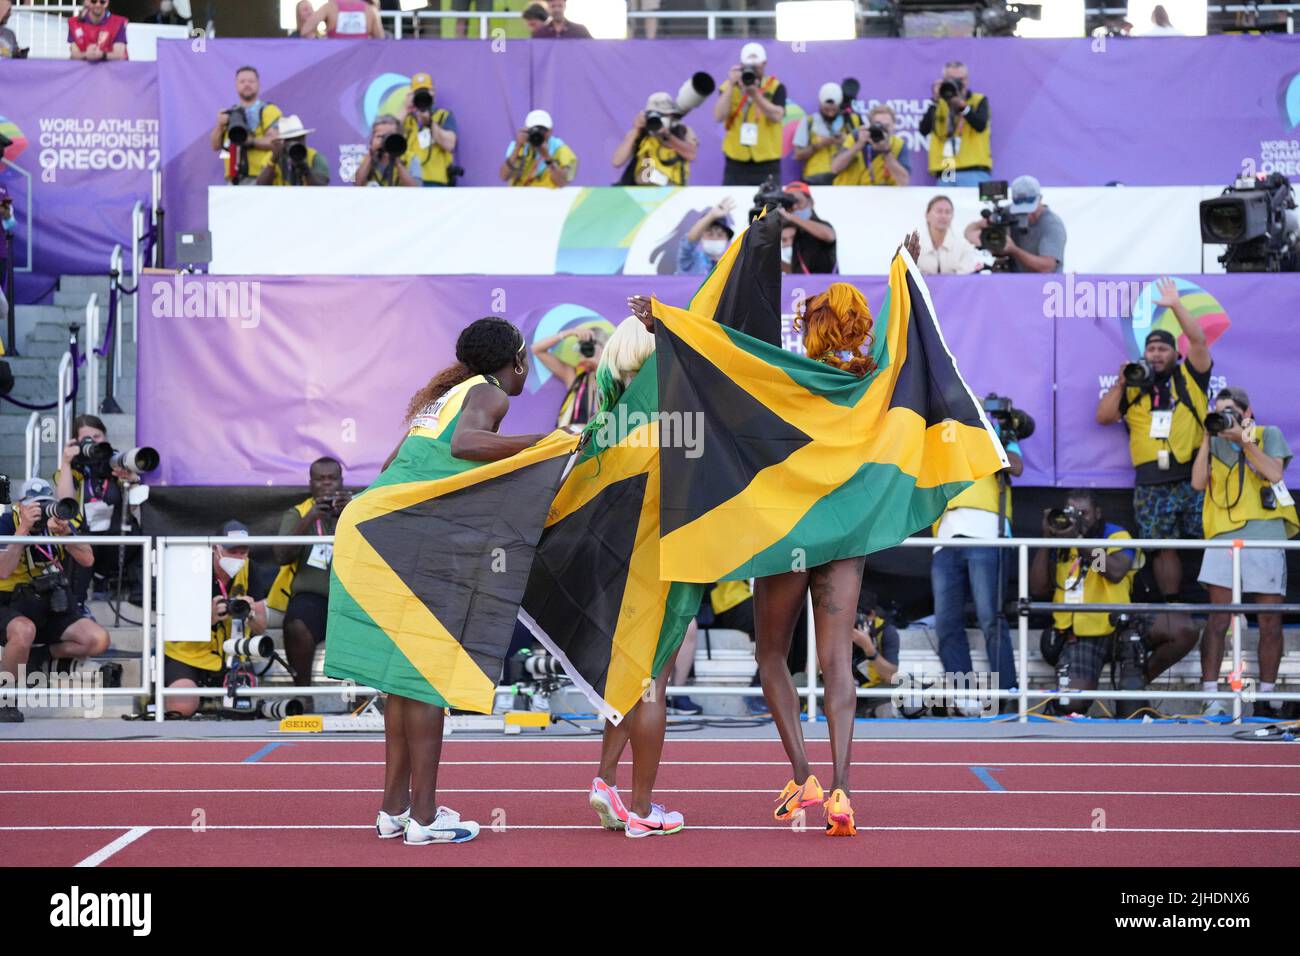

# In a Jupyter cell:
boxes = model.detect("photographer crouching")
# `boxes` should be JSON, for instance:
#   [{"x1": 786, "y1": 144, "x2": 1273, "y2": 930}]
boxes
[
  {"x1": 271, "y1": 459, "x2": 351, "y2": 701},
  {"x1": 964, "y1": 176, "x2": 1065, "y2": 273},
  {"x1": 354, "y1": 115, "x2": 419, "y2": 188},
  {"x1": 163, "y1": 521, "x2": 269, "y2": 719},
  {"x1": 255, "y1": 114, "x2": 330, "y2": 187},
  {"x1": 1191, "y1": 387, "x2": 1297, "y2": 718},
  {"x1": 0, "y1": 479, "x2": 108, "y2": 723}
]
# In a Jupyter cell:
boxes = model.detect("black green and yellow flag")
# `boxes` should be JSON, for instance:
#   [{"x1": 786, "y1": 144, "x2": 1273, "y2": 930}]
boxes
[
  {"x1": 520, "y1": 361, "x2": 703, "y2": 724},
  {"x1": 652, "y1": 238, "x2": 1008, "y2": 583},
  {"x1": 324, "y1": 423, "x2": 578, "y2": 714}
]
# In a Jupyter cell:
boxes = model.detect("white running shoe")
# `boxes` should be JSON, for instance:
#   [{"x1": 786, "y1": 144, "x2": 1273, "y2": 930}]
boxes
[
  {"x1": 376, "y1": 807, "x2": 410, "y2": 839},
  {"x1": 589, "y1": 777, "x2": 629, "y2": 831},
  {"x1": 625, "y1": 802, "x2": 685, "y2": 839},
  {"x1": 1202, "y1": 699, "x2": 1230, "y2": 718},
  {"x1": 403, "y1": 805, "x2": 480, "y2": 845}
]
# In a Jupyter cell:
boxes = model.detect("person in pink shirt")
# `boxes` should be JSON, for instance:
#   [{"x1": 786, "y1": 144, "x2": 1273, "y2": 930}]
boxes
[{"x1": 298, "y1": 0, "x2": 384, "y2": 39}]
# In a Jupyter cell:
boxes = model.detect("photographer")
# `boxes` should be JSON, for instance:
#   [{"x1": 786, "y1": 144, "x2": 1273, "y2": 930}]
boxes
[
  {"x1": 354, "y1": 114, "x2": 419, "y2": 188},
  {"x1": 68, "y1": 1, "x2": 127, "y2": 62},
  {"x1": 255, "y1": 115, "x2": 330, "y2": 187},
  {"x1": 792, "y1": 82, "x2": 863, "y2": 186},
  {"x1": 779, "y1": 181, "x2": 836, "y2": 275},
  {"x1": 402, "y1": 72, "x2": 460, "y2": 188},
  {"x1": 919, "y1": 60, "x2": 990, "y2": 186},
  {"x1": 963, "y1": 175, "x2": 1065, "y2": 273},
  {"x1": 531, "y1": 327, "x2": 608, "y2": 428},
  {"x1": 612, "y1": 92, "x2": 699, "y2": 187},
  {"x1": 0, "y1": 479, "x2": 107, "y2": 723},
  {"x1": 1191, "y1": 387, "x2": 1297, "y2": 718},
  {"x1": 676, "y1": 196, "x2": 735, "y2": 275},
  {"x1": 164, "y1": 521, "x2": 269, "y2": 718},
  {"x1": 1096, "y1": 277, "x2": 1214, "y2": 601},
  {"x1": 918, "y1": 195, "x2": 979, "y2": 275},
  {"x1": 852, "y1": 592, "x2": 900, "y2": 718},
  {"x1": 930, "y1": 408, "x2": 1024, "y2": 706},
  {"x1": 501, "y1": 110, "x2": 577, "y2": 189},
  {"x1": 271, "y1": 459, "x2": 350, "y2": 694},
  {"x1": 714, "y1": 42, "x2": 787, "y2": 186},
  {"x1": 831, "y1": 104, "x2": 911, "y2": 187},
  {"x1": 209, "y1": 66, "x2": 283, "y2": 185}
]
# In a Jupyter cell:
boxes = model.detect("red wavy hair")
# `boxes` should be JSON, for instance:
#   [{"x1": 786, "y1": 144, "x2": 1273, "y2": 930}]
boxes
[{"x1": 794, "y1": 282, "x2": 877, "y2": 377}]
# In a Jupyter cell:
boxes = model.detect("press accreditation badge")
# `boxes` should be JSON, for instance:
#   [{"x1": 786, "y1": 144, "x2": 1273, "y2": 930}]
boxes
[
  {"x1": 1149, "y1": 410, "x2": 1173, "y2": 439},
  {"x1": 1064, "y1": 575, "x2": 1085, "y2": 605},
  {"x1": 84, "y1": 500, "x2": 113, "y2": 533},
  {"x1": 739, "y1": 122, "x2": 759, "y2": 147},
  {"x1": 306, "y1": 543, "x2": 334, "y2": 570},
  {"x1": 644, "y1": 165, "x2": 669, "y2": 186},
  {"x1": 1274, "y1": 482, "x2": 1296, "y2": 508},
  {"x1": 417, "y1": 128, "x2": 432, "y2": 150}
]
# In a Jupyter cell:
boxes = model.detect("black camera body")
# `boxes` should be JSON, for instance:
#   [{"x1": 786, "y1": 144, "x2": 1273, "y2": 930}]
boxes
[
  {"x1": 1122, "y1": 359, "x2": 1155, "y2": 388},
  {"x1": 975, "y1": 180, "x2": 1024, "y2": 267},
  {"x1": 937, "y1": 78, "x2": 964, "y2": 102},
  {"x1": 0, "y1": 475, "x2": 9, "y2": 507},
  {"x1": 867, "y1": 123, "x2": 888, "y2": 145},
  {"x1": 982, "y1": 393, "x2": 1035, "y2": 441},
  {"x1": 1045, "y1": 505, "x2": 1082, "y2": 536},
  {"x1": 225, "y1": 106, "x2": 250, "y2": 147},
  {"x1": 527, "y1": 126, "x2": 548, "y2": 148},
  {"x1": 412, "y1": 88, "x2": 434, "y2": 112},
  {"x1": 578, "y1": 339, "x2": 597, "y2": 358},
  {"x1": 1204, "y1": 407, "x2": 1239, "y2": 436},
  {"x1": 741, "y1": 68, "x2": 758, "y2": 87},
  {"x1": 72, "y1": 437, "x2": 112, "y2": 470},
  {"x1": 27, "y1": 566, "x2": 73, "y2": 615},
  {"x1": 645, "y1": 110, "x2": 665, "y2": 134},
  {"x1": 381, "y1": 132, "x2": 408, "y2": 160},
  {"x1": 287, "y1": 141, "x2": 308, "y2": 165},
  {"x1": 749, "y1": 175, "x2": 796, "y2": 223}
]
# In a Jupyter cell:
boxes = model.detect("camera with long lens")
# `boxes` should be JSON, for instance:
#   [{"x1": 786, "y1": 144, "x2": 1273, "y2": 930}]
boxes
[
  {"x1": 1108, "y1": 611, "x2": 1150, "y2": 718},
  {"x1": 223, "y1": 632, "x2": 272, "y2": 659},
  {"x1": 109, "y1": 446, "x2": 159, "y2": 478},
  {"x1": 740, "y1": 67, "x2": 757, "y2": 87},
  {"x1": 1045, "y1": 505, "x2": 1082, "y2": 536},
  {"x1": 72, "y1": 437, "x2": 112, "y2": 469},
  {"x1": 982, "y1": 393, "x2": 1035, "y2": 441},
  {"x1": 526, "y1": 126, "x2": 548, "y2": 149},
  {"x1": 839, "y1": 77, "x2": 861, "y2": 117},
  {"x1": 225, "y1": 106, "x2": 250, "y2": 147},
  {"x1": 749, "y1": 174, "x2": 797, "y2": 223},
  {"x1": 412, "y1": 88, "x2": 434, "y2": 112},
  {"x1": 976, "y1": 180, "x2": 1024, "y2": 269},
  {"x1": 1200, "y1": 172, "x2": 1299, "y2": 273},
  {"x1": 1122, "y1": 359, "x2": 1155, "y2": 388},
  {"x1": 35, "y1": 497, "x2": 80, "y2": 531},
  {"x1": 644, "y1": 110, "x2": 665, "y2": 134},
  {"x1": 224, "y1": 596, "x2": 253, "y2": 623},
  {"x1": 1204, "y1": 407, "x2": 1240, "y2": 436},
  {"x1": 867, "y1": 123, "x2": 888, "y2": 145},
  {"x1": 287, "y1": 142, "x2": 308, "y2": 165},
  {"x1": 27, "y1": 566, "x2": 73, "y2": 615},
  {"x1": 381, "y1": 132, "x2": 408, "y2": 160},
  {"x1": 258, "y1": 697, "x2": 305, "y2": 719},
  {"x1": 937, "y1": 79, "x2": 962, "y2": 102}
]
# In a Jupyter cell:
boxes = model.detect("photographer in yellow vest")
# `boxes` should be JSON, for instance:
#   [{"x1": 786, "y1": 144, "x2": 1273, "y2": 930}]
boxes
[
  {"x1": 792, "y1": 82, "x2": 863, "y2": 186},
  {"x1": 402, "y1": 72, "x2": 460, "y2": 187},
  {"x1": 612, "y1": 92, "x2": 699, "y2": 187},
  {"x1": 1097, "y1": 277, "x2": 1214, "y2": 600},
  {"x1": 713, "y1": 42, "x2": 787, "y2": 186},
  {"x1": 1191, "y1": 386, "x2": 1297, "y2": 718},
  {"x1": 832, "y1": 104, "x2": 911, "y2": 186},
  {"x1": 919, "y1": 60, "x2": 991, "y2": 186}
]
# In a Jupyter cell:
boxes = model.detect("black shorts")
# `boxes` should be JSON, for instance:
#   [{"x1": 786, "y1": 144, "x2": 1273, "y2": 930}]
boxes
[
  {"x1": 0, "y1": 590, "x2": 93, "y2": 646},
  {"x1": 163, "y1": 656, "x2": 225, "y2": 688},
  {"x1": 284, "y1": 591, "x2": 329, "y2": 643},
  {"x1": 712, "y1": 599, "x2": 755, "y2": 638}
]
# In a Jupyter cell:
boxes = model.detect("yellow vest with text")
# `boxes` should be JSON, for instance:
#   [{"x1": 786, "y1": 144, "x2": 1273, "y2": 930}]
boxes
[
  {"x1": 859, "y1": 135, "x2": 907, "y2": 186},
  {"x1": 266, "y1": 146, "x2": 324, "y2": 186},
  {"x1": 165, "y1": 559, "x2": 252, "y2": 672},
  {"x1": 721, "y1": 75, "x2": 784, "y2": 164},
  {"x1": 1051, "y1": 527, "x2": 1140, "y2": 637},
  {"x1": 633, "y1": 134, "x2": 691, "y2": 186},
  {"x1": 1202, "y1": 428, "x2": 1299, "y2": 540},
  {"x1": 931, "y1": 474, "x2": 1012, "y2": 536},
  {"x1": 509, "y1": 142, "x2": 578, "y2": 189},
  {"x1": 267, "y1": 497, "x2": 314, "y2": 613},
  {"x1": 799, "y1": 114, "x2": 862, "y2": 184},
  {"x1": 1122, "y1": 363, "x2": 1209, "y2": 470},
  {"x1": 925, "y1": 92, "x2": 990, "y2": 176},
  {"x1": 403, "y1": 110, "x2": 454, "y2": 185}
]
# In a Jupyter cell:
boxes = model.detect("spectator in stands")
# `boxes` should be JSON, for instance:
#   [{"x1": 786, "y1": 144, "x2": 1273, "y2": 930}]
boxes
[
  {"x1": 714, "y1": 42, "x2": 787, "y2": 186},
  {"x1": 271, "y1": 459, "x2": 350, "y2": 696},
  {"x1": 163, "y1": 520, "x2": 269, "y2": 718},
  {"x1": 68, "y1": 0, "x2": 128, "y2": 62},
  {"x1": 931, "y1": 422, "x2": 1023, "y2": 709},
  {"x1": 533, "y1": 0, "x2": 592, "y2": 38},
  {"x1": 451, "y1": 0, "x2": 490, "y2": 38},
  {"x1": 0, "y1": 479, "x2": 109, "y2": 723},
  {"x1": 1096, "y1": 277, "x2": 1214, "y2": 601},
  {"x1": 402, "y1": 72, "x2": 459, "y2": 187},
  {"x1": 917, "y1": 195, "x2": 979, "y2": 275},
  {"x1": 832, "y1": 104, "x2": 911, "y2": 186},
  {"x1": 355, "y1": 114, "x2": 419, "y2": 187},
  {"x1": 792, "y1": 82, "x2": 863, "y2": 186},
  {"x1": 629, "y1": 0, "x2": 660, "y2": 38},
  {"x1": 1192, "y1": 386, "x2": 1296, "y2": 718},
  {"x1": 522, "y1": 3, "x2": 549, "y2": 35},
  {"x1": 0, "y1": 186, "x2": 13, "y2": 321},
  {"x1": 0, "y1": 0, "x2": 25, "y2": 59},
  {"x1": 298, "y1": 0, "x2": 384, "y2": 39},
  {"x1": 964, "y1": 175, "x2": 1066, "y2": 273},
  {"x1": 780, "y1": 181, "x2": 836, "y2": 274},
  {"x1": 676, "y1": 197, "x2": 735, "y2": 275},
  {"x1": 531, "y1": 326, "x2": 608, "y2": 428},
  {"x1": 919, "y1": 60, "x2": 990, "y2": 186},
  {"x1": 146, "y1": 0, "x2": 189, "y2": 27},
  {"x1": 501, "y1": 109, "x2": 577, "y2": 188},
  {"x1": 256, "y1": 115, "x2": 330, "y2": 186},
  {"x1": 613, "y1": 92, "x2": 699, "y2": 187},
  {"x1": 210, "y1": 66, "x2": 283, "y2": 186},
  {"x1": 1145, "y1": 4, "x2": 1185, "y2": 35},
  {"x1": 852, "y1": 592, "x2": 899, "y2": 717}
]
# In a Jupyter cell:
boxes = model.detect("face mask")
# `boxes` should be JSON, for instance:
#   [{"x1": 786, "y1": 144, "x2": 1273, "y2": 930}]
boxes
[
  {"x1": 701, "y1": 239, "x2": 727, "y2": 259},
  {"x1": 219, "y1": 556, "x2": 246, "y2": 578},
  {"x1": 780, "y1": 245, "x2": 794, "y2": 264},
  {"x1": 794, "y1": 207, "x2": 813, "y2": 221},
  {"x1": 1, "y1": 214, "x2": 14, "y2": 233}
]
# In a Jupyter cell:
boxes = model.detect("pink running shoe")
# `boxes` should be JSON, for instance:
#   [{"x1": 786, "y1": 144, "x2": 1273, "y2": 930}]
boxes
[
  {"x1": 625, "y1": 803, "x2": 685, "y2": 839},
  {"x1": 589, "y1": 777, "x2": 629, "y2": 831}
]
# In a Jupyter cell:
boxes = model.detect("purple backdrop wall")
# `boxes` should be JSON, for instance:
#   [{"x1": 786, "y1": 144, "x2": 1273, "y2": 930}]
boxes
[{"x1": 136, "y1": 272, "x2": 1299, "y2": 490}]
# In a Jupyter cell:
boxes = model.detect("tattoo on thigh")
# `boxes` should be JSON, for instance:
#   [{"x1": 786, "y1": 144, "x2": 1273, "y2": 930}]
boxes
[{"x1": 809, "y1": 565, "x2": 844, "y2": 614}]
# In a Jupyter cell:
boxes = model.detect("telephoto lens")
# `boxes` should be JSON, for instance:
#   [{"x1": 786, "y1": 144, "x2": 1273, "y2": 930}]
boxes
[
  {"x1": 1204, "y1": 409, "x2": 1238, "y2": 435},
  {"x1": 77, "y1": 437, "x2": 113, "y2": 465},
  {"x1": 43, "y1": 497, "x2": 80, "y2": 522},
  {"x1": 258, "y1": 697, "x2": 305, "y2": 719},
  {"x1": 1122, "y1": 360, "x2": 1154, "y2": 387},
  {"x1": 109, "y1": 446, "x2": 160, "y2": 476},
  {"x1": 382, "y1": 132, "x2": 408, "y2": 158},
  {"x1": 527, "y1": 126, "x2": 547, "y2": 148},
  {"x1": 412, "y1": 88, "x2": 433, "y2": 111},
  {"x1": 741, "y1": 68, "x2": 757, "y2": 87},
  {"x1": 222, "y1": 634, "x2": 274, "y2": 659},
  {"x1": 1046, "y1": 506, "x2": 1080, "y2": 535},
  {"x1": 226, "y1": 107, "x2": 250, "y2": 146},
  {"x1": 288, "y1": 142, "x2": 308, "y2": 164},
  {"x1": 938, "y1": 80, "x2": 959, "y2": 101}
]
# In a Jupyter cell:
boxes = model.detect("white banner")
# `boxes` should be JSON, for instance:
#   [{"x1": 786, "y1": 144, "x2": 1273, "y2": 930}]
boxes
[{"x1": 209, "y1": 184, "x2": 1227, "y2": 276}]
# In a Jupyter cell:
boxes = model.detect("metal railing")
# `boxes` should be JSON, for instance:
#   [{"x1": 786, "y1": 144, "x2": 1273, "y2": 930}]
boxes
[
  {"x1": 83, "y1": 291, "x2": 100, "y2": 414},
  {"x1": 23, "y1": 411, "x2": 41, "y2": 481}
]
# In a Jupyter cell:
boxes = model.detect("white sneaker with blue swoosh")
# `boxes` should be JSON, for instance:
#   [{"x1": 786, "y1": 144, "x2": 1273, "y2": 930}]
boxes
[
  {"x1": 404, "y1": 805, "x2": 480, "y2": 845},
  {"x1": 376, "y1": 807, "x2": 410, "y2": 839}
]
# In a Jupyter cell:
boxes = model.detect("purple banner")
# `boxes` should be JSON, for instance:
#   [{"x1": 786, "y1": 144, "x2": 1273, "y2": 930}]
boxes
[{"x1": 0, "y1": 62, "x2": 158, "y2": 304}]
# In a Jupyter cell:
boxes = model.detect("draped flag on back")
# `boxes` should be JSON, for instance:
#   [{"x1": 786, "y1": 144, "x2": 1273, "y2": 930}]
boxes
[
  {"x1": 325, "y1": 423, "x2": 577, "y2": 715},
  {"x1": 651, "y1": 228, "x2": 1009, "y2": 584},
  {"x1": 520, "y1": 360, "x2": 704, "y2": 724}
]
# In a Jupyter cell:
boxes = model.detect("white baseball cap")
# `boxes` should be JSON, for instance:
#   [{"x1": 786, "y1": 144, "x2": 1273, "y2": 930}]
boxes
[
  {"x1": 524, "y1": 109, "x2": 553, "y2": 130},
  {"x1": 740, "y1": 42, "x2": 767, "y2": 66},
  {"x1": 819, "y1": 82, "x2": 843, "y2": 105}
]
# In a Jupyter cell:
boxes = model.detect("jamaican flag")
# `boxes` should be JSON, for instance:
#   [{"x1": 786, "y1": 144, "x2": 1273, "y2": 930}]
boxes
[
  {"x1": 324, "y1": 383, "x2": 578, "y2": 714},
  {"x1": 520, "y1": 360, "x2": 703, "y2": 724},
  {"x1": 652, "y1": 238, "x2": 1008, "y2": 583}
]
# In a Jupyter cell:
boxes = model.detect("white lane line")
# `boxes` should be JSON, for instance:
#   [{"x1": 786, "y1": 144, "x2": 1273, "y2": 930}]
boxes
[
  {"x1": 4, "y1": 760, "x2": 1298, "y2": 768},
  {"x1": 0, "y1": 738, "x2": 1269, "y2": 745},
  {"x1": 73, "y1": 827, "x2": 152, "y2": 867},
  {"x1": 5, "y1": 788, "x2": 1299, "y2": 797},
  {"x1": 5, "y1": 824, "x2": 1300, "y2": 834}
]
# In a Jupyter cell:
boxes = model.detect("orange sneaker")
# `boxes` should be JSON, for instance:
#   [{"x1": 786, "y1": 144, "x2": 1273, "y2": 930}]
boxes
[
  {"x1": 773, "y1": 774, "x2": 826, "y2": 822},
  {"x1": 824, "y1": 789, "x2": 856, "y2": 837}
]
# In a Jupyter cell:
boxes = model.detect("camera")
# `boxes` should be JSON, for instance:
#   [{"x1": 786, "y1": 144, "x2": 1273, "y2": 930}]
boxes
[
  {"x1": 223, "y1": 633, "x2": 273, "y2": 659},
  {"x1": 645, "y1": 110, "x2": 665, "y2": 134},
  {"x1": 578, "y1": 339, "x2": 596, "y2": 358},
  {"x1": 258, "y1": 697, "x2": 305, "y2": 719},
  {"x1": 381, "y1": 132, "x2": 407, "y2": 160},
  {"x1": 73, "y1": 437, "x2": 112, "y2": 469},
  {"x1": 741, "y1": 68, "x2": 757, "y2": 87},
  {"x1": 1045, "y1": 506, "x2": 1082, "y2": 536},
  {"x1": 867, "y1": 123, "x2": 888, "y2": 145},
  {"x1": 0, "y1": 475, "x2": 9, "y2": 506},
  {"x1": 287, "y1": 142, "x2": 308, "y2": 165},
  {"x1": 976, "y1": 180, "x2": 1024, "y2": 267},
  {"x1": 1122, "y1": 360, "x2": 1155, "y2": 388},
  {"x1": 937, "y1": 78, "x2": 962, "y2": 101},
  {"x1": 110, "y1": 446, "x2": 159, "y2": 477},
  {"x1": 225, "y1": 106, "x2": 250, "y2": 147},
  {"x1": 1199, "y1": 171, "x2": 1298, "y2": 273},
  {"x1": 317, "y1": 494, "x2": 346, "y2": 515},
  {"x1": 1261, "y1": 486, "x2": 1278, "y2": 510},
  {"x1": 1108, "y1": 611, "x2": 1150, "y2": 718},
  {"x1": 527, "y1": 126, "x2": 548, "y2": 148},
  {"x1": 40, "y1": 497, "x2": 80, "y2": 524},
  {"x1": 749, "y1": 174, "x2": 797, "y2": 223},
  {"x1": 27, "y1": 566, "x2": 72, "y2": 615},
  {"x1": 1204, "y1": 407, "x2": 1239, "y2": 436},
  {"x1": 412, "y1": 88, "x2": 434, "y2": 112},
  {"x1": 982, "y1": 393, "x2": 1035, "y2": 441}
]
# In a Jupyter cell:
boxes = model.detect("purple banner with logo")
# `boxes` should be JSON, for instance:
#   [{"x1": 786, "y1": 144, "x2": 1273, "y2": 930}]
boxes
[
  {"x1": 0, "y1": 62, "x2": 158, "y2": 305},
  {"x1": 136, "y1": 271, "x2": 1300, "y2": 490}
]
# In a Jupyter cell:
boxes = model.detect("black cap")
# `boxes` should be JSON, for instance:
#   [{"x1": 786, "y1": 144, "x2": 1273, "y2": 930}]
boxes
[
  {"x1": 1144, "y1": 329, "x2": 1177, "y2": 349},
  {"x1": 220, "y1": 519, "x2": 251, "y2": 540}
]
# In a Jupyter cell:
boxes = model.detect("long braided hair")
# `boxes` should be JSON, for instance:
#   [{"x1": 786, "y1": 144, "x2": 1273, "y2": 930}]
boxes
[{"x1": 793, "y1": 283, "x2": 877, "y2": 377}]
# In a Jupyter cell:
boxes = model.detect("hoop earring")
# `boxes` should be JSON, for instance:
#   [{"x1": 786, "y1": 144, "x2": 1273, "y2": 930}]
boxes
[{"x1": 514, "y1": 364, "x2": 525, "y2": 375}]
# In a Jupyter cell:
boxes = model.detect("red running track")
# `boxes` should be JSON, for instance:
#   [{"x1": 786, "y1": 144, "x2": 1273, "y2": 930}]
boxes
[{"x1": 2, "y1": 737, "x2": 1298, "y2": 867}]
